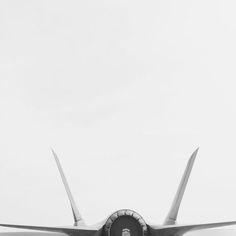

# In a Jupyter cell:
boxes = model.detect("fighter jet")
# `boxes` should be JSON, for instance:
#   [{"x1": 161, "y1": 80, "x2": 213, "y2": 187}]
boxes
[{"x1": 1, "y1": 148, "x2": 236, "y2": 236}]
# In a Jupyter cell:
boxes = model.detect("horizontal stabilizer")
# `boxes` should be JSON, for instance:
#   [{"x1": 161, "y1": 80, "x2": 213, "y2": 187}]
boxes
[
  {"x1": 151, "y1": 221, "x2": 236, "y2": 236},
  {"x1": 0, "y1": 233, "x2": 64, "y2": 236},
  {"x1": 0, "y1": 224, "x2": 100, "y2": 236}
]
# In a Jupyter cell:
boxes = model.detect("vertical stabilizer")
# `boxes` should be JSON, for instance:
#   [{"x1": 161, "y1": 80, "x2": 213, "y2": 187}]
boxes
[
  {"x1": 51, "y1": 149, "x2": 85, "y2": 226},
  {"x1": 163, "y1": 148, "x2": 199, "y2": 225}
]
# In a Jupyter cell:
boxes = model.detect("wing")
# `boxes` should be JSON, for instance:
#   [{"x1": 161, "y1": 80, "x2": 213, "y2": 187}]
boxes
[
  {"x1": 0, "y1": 233, "x2": 64, "y2": 236},
  {"x1": 150, "y1": 221, "x2": 236, "y2": 236},
  {"x1": 164, "y1": 148, "x2": 199, "y2": 225},
  {"x1": 0, "y1": 224, "x2": 101, "y2": 236}
]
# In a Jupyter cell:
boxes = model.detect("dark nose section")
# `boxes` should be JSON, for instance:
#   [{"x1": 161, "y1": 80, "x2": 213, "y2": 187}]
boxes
[{"x1": 104, "y1": 210, "x2": 147, "y2": 236}]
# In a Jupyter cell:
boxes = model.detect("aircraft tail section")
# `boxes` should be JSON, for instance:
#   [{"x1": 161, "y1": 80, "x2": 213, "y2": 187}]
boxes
[
  {"x1": 164, "y1": 148, "x2": 199, "y2": 225},
  {"x1": 51, "y1": 149, "x2": 84, "y2": 226}
]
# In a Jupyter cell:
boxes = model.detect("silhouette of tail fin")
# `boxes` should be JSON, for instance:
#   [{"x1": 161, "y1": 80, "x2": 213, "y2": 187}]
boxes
[
  {"x1": 51, "y1": 149, "x2": 84, "y2": 226},
  {"x1": 164, "y1": 148, "x2": 199, "y2": 225}
]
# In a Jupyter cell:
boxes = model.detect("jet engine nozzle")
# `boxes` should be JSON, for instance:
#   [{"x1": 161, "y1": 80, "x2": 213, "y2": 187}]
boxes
[{"x1": 104, "y1": 210, "x2": 147, "y2": 236}]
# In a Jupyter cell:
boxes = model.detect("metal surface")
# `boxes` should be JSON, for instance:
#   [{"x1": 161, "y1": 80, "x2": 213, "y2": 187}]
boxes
[
  {"x1": 51, "y1": 149, "x2": 84, "y2": 226},
  {"x1": 164, "y1": 148, "x2": 198, "y2": 225},
  {"x1": 1, "y1": 149, "x2": 236, "y2": 236}
]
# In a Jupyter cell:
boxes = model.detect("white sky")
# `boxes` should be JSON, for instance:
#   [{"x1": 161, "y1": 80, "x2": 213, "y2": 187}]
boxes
[{"x1": 1, "y1": 0, "x2": 236, "y2": 231}]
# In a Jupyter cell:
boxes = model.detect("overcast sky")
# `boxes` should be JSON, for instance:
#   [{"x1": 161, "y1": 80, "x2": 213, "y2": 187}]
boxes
[{"x1": 1, "y1": 0, "x2": 236, "y2": 232}]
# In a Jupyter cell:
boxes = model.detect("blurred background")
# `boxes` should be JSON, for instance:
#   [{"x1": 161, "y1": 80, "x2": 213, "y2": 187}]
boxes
[{"x1": 0, "y1": 0, "x2": 236, "y2": 233}]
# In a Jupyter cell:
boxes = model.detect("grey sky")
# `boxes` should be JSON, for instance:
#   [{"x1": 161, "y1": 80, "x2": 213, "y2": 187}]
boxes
[{"x1": 1, "y1": 0, "x2": 236, "y2": 231}]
